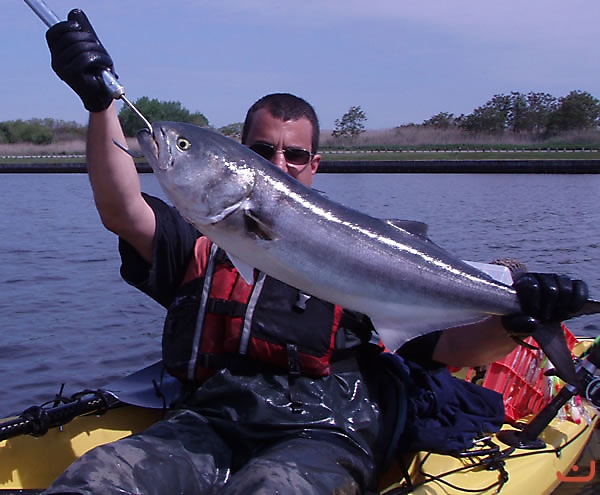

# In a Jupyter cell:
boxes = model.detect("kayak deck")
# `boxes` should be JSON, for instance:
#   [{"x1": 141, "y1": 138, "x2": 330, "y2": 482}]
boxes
[
  {"x1": 0, "y1": 405, "x2": 161, "y2": 491},
  {"x1": 1, "y1": 336, "x2": 597, "y2": 493},
  {"x1": 0, "y1": 402, "x2": 596, "y2": 494},
  {"x1": 380, "y1": 412, "x2": 598, "y2": 494}
]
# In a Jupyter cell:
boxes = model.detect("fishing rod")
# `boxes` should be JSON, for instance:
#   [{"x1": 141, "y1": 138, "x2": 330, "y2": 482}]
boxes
[{"x1": 24, "y1": 0, "x2": 152, "y2": 132}]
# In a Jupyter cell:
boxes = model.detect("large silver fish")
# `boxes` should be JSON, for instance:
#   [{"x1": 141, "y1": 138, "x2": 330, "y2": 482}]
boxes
[{"x1": 137, "y1": 122, "x2": 599, "y2": 383}]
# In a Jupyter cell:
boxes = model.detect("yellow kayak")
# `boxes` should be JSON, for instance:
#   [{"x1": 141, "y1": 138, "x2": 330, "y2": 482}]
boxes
[
  {"x1": 0, "y1": 402, "x2": 596, "y2": 494},
  {"x1": 0, "y1": 339, "x2": 598, "y2": 494},
  {"x1": 380, "y1": 412, "x2": 598, "y2": 494}
]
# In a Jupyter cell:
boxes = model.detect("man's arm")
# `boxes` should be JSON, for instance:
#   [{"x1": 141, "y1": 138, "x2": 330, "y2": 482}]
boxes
[
  {"x1": 46, "y1": 10, "x2": 155, "y2": 263},
  {"x1": 432, "y1": 317, "x2": 516, "y2": 368},
  {"x1": 87, "y1": 105, "x2": 155, "y2": 262},
  {"x1": 432, "y1": 273, "x2": 589, "y2": 367}
]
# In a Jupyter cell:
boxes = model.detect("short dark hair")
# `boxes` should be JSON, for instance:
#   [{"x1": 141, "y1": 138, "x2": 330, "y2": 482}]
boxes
[{"x1": 241, "y1": 93, "x2": 320, "y2": 152}]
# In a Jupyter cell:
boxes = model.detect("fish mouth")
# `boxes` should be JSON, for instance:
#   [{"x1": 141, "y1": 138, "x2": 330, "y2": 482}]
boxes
[{"x1": 137, "y1": 127, "x2": 171, "y2": 171}]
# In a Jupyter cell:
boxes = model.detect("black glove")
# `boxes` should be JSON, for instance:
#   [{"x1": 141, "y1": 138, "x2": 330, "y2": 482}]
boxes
[
  {"x1": 502, "y1": 273, "x2": 588, "y2": 336},
  {"x1": 45, "y1": 9, "x2": 115, "y2": 112}
]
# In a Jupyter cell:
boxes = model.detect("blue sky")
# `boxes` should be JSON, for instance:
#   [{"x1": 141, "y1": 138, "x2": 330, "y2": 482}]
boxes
[{"x1": 3, "y1": 0, "x2": 600, "y2": 130}]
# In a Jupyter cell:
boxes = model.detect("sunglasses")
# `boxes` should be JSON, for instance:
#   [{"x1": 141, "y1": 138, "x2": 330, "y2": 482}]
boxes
[{"x1": 249, "y1": 142, "x2": 314, "y2": 166}]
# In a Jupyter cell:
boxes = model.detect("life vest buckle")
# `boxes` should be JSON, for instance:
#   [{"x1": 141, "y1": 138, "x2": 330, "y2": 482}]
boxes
[
  {"x1": 286, "y1": 344, "x2": 302, "y2": 378},
  {"x1": 293, "y1": 292, "x2": 311, "y2": 312}
]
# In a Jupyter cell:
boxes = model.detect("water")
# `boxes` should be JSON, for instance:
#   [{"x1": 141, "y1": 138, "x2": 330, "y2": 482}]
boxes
[{"x1": 1, "y1": 173, "x2": 599, "y2": 416}]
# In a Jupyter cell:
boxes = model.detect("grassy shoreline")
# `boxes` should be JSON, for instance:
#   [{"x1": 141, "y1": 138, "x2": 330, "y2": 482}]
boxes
[
  {"x1": 2, "y1": 137, "x2": 600, "y2": 163},
  {"x1": 2, "y1": 150, "x2": 600, "y2": 164},
  {"x1": 320, "y1": 150, "x2": 600, "y2": 161}
]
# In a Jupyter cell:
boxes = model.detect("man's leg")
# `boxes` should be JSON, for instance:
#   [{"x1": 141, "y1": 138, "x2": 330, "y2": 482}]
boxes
[
  {"x1": 220, "y1": 435, "x2": 375, "y2": 495},
  {"x1": 44, "y1": 410, "x2": 232, "y2": 495}
]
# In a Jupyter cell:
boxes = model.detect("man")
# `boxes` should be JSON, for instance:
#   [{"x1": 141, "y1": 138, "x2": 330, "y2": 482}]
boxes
[{"x1": 43, "y1": 10, "x2": 588, "y2": 495}]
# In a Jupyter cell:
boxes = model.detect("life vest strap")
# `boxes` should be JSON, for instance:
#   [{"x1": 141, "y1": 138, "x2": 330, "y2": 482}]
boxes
[
  {"x1": 196, "y1": 349, "x2": 361, "y2": 376},
  {"x1": 197, "y1": 353, "x2": 278, "y2": 375},
  {"x1": 205, "y1": 298, "x2": 247, "y2": 318}
]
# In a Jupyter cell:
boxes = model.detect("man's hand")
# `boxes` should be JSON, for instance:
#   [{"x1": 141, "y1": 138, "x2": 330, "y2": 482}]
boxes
[
  {"x1": 502, "y1": 273, "x2": 588, "y2": 336},
  {"x1": 46, "y1": 9, "x2": 115, "y2": 112}
]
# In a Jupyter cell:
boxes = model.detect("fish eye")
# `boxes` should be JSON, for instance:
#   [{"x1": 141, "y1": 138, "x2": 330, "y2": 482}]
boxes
[{"x1": 176, "y1": 137, "x2": 192, "y2": 151}]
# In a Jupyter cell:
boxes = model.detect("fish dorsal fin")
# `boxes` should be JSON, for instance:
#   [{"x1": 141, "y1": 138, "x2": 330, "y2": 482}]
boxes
[{"x1": 385, "y1": 219, "x2": 429, "y2": 238}]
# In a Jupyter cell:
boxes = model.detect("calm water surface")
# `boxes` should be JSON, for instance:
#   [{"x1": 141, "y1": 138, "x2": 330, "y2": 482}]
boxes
[
  {"x1": 1, "y1": 172, "x2": 599, "y2": 413},
  {"x1": 0, "y1": 172, "x2": 599, "y2": 491}
]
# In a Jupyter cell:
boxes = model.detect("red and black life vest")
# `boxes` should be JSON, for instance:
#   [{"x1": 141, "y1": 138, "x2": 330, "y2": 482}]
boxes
[{"x1": 162, "y1": 237, "x2": 361, "y2": 384}]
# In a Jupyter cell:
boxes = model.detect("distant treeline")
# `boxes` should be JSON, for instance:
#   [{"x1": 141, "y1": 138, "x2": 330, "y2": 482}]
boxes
[
  {"x1": 0, "y1": 118, "x2": 86, "y2": 145},
  {"x1": 419, "y1": 90, "x2": 600, "y2": 138},
  {"x1": 3, "y1": 90, "x2": 600, "y2": 145}
]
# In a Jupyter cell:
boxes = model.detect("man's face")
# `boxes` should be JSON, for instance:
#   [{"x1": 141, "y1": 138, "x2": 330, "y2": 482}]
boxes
[{"x1": 244, "y1": 108, "x2": 320, "y2": 187}]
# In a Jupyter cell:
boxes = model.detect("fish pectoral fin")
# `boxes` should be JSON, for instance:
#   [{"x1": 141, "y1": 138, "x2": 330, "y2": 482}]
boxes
[
  {"x1": 532, "y1": 322, "x2": 580, "y2": 389},
  {"x1": 243, "y1": 209, "x2": 278, "y2": 241}
]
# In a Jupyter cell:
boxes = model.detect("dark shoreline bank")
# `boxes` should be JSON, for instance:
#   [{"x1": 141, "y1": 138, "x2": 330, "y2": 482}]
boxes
[{"x1": 1, "y1": 159, "x2": 600, "y2": 174}]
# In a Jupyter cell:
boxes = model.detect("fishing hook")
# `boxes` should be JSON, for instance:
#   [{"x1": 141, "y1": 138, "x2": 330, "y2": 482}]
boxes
[
  {"x1": 120, "y1": 95, "x2": 153, "y2": 134},
  {"x1": 112, "y1": 94, "x2": 153, "y2": 158},
  {"x1": 111, "y1": 92, "x2": 153, "y2": 158}
]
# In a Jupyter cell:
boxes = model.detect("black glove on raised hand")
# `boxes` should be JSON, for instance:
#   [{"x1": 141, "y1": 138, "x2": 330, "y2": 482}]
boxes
[
  {"x1": 502, "y1": 273, "x2": 589, "y2": 336},
  {"x1": 45, "y1": 9, "x2": 115, "y2": 113}
]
